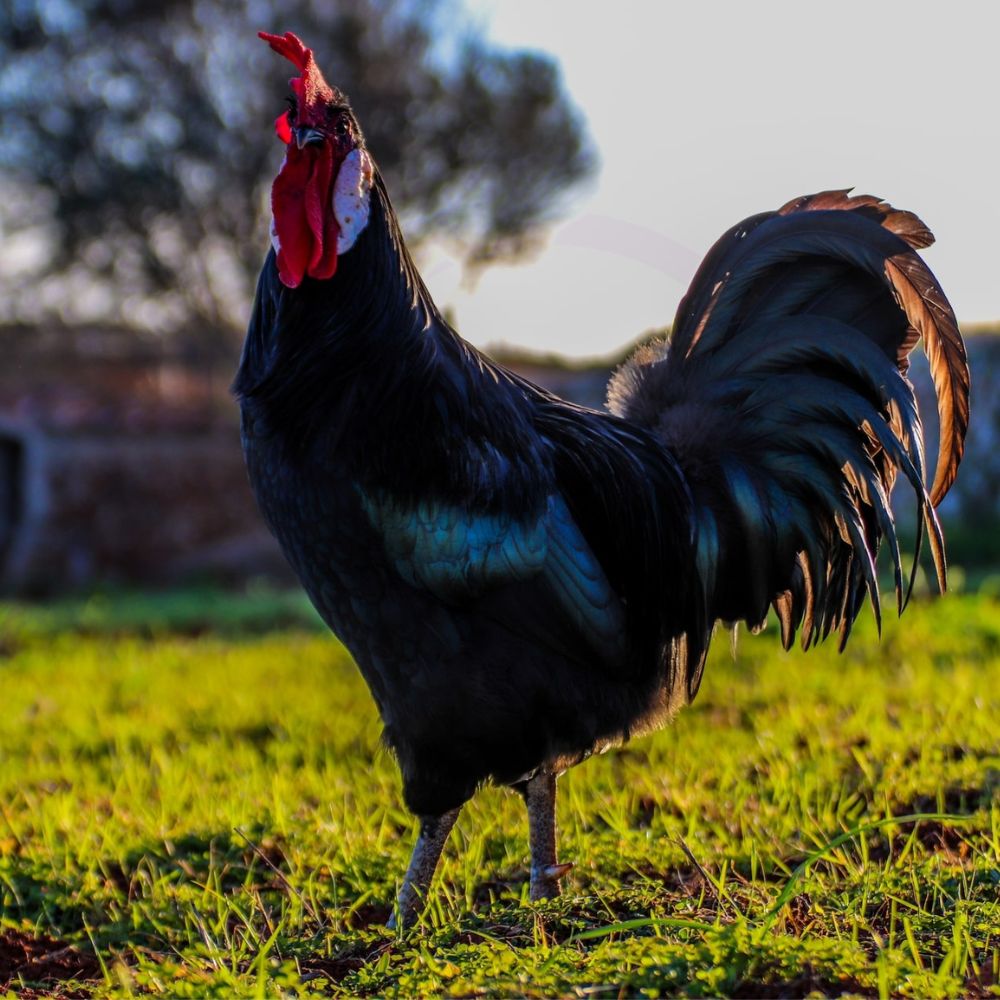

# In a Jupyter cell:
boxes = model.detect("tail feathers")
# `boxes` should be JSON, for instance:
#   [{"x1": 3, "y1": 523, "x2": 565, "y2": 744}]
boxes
[
  {"x1": 609, "y1": 191, "x2": 969, "y2": 689},
  {"x1": 883, "y1": 250, "x2": 968, "y2": 504},
  {"x1": 777, "y1": 190, "x2": 935, "y2": 249},
  {"x1": 772, "y1": 191, "x2": 965, "y2": 503}
]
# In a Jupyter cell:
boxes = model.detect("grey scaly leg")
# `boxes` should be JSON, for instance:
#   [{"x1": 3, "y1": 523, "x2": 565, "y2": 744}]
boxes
[
  {"x1": 388, "y1": 807, "x2": 461, "y2": 929},
  {"x1": 522, "y1": 770, "x2": 573, "y2": 901}
]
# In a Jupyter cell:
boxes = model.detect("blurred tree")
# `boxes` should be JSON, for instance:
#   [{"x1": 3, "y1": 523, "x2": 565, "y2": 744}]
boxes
[{"x1": 0, "y1": 0, "x2": 595, "y2": 341}]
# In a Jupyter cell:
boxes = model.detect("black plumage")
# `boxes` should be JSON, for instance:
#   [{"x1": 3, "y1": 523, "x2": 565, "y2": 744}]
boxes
[
  {"x1": 236, "y1": 40, "x2": 969, "y2": 924},
  {"x1": 236, "y1": 179, "x2": 699, "y2": 815}
]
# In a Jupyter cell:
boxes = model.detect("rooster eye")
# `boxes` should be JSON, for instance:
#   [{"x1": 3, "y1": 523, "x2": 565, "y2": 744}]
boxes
[
  {"x1": 332, "y1": 117, "x2": 350, "y2": 138},
  {"x1": 284, "y1": 96, "x2": 297, "y2": 119}
]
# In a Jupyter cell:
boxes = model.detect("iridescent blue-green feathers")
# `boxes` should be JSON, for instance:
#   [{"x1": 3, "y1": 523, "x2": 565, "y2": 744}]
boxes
[{"x1": 357, "y1": 488, "x2": 627, "y2": 665}]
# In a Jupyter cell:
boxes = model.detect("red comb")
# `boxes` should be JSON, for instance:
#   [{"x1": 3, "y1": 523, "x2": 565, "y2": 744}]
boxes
[
  {"x1": 259, "y1": 30, "x2": 337, "y2": 126},
  {"x1": 258, "y1": 31, "x2": 310, "y2": 71}
]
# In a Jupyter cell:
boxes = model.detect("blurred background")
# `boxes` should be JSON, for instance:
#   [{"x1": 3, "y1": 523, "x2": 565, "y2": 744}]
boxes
[{"x1": 0, "y1": 0, "x2": 997, "y2": 596}]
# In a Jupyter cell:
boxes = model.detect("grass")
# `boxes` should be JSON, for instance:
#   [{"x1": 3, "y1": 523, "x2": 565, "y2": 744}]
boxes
[{"x1": 0, "y1": 587, "x2": 998, "y2": 997}]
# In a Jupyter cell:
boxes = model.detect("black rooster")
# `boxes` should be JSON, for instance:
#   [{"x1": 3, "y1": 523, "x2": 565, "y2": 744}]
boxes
[{"x1": 235, "y1": 31, "x2": 970, "y2": 926}]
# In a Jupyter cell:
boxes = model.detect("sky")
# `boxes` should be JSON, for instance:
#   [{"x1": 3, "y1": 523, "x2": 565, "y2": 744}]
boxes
[{"x1": 421, "y1": 1, "x2": 1000, "y2": 359}]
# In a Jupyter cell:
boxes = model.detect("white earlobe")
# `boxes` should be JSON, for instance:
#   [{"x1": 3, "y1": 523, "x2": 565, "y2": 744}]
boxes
[{"x1": 333, "y1": 149, "x2": 373, "y2": 254}]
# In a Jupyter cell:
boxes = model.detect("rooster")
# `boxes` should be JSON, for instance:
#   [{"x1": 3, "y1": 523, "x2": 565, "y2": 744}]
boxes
[{"x1": 235, "y1": 31, "x2": 970, "y2": 927}]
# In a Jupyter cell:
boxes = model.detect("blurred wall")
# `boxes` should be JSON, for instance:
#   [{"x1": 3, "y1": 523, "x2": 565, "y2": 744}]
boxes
[
  {"x1": 0, "y1": 324, "x2": 994, "y2": 594},
  {"x1": 0, "y1": 325, "x2": 289, "y2": 594}
]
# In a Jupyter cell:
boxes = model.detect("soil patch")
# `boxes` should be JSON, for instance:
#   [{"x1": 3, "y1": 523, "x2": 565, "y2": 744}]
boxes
[{"x1": 0, "y1": 928, "x2": 101, "y2": 994}]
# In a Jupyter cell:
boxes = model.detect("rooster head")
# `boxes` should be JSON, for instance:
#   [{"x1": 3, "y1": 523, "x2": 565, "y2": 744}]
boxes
[{"x1": 259, "y1": 31, "x2": 374, "y2": 288}]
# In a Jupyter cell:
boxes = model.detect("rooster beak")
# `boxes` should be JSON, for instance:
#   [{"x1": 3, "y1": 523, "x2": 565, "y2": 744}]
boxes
[{"x1": 294, "y1": 126, "x2": 325, "y2": 149}]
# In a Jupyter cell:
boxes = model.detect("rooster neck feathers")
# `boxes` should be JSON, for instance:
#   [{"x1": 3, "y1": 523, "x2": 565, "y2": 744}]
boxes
[{"x1": 236, "y1": 174, "x2": 548, "y2": 513}]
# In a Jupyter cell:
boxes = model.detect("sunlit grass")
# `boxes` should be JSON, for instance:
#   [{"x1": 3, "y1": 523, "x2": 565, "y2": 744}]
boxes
[{"x1": 1, "y1": 590, "x2": 999, "y2": 996}]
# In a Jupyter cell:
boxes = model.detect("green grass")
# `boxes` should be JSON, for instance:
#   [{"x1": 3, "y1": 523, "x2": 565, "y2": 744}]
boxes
[{"x1": 1, "y1": 589, "x2": 999, "y2": 997}]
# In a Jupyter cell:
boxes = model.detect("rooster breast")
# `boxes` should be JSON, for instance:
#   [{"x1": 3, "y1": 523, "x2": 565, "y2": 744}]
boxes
[{"x1": 239, "y1": 374, "x2": 688, "y2": 817}]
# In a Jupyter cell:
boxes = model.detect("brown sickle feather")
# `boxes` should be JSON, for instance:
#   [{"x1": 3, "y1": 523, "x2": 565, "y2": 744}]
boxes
[
  {"x1": 883, "y1": 254, "x2": 970, "y2": 507},
  {"x1": 779, "y1": 188, "x2": 970, "y2": 509}
]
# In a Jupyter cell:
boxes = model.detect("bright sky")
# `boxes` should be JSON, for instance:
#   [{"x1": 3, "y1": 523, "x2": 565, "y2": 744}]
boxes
[{"x1": 422, "y1": 1, "x2": 1000, "y2": 359}]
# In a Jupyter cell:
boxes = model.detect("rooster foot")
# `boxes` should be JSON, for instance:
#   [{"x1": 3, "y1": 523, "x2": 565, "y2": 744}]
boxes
[
  {"x1": 530, "y1": 860, "x2": 574, "y2": 901},
  {"x1": 522, "y1": 769, "x2": 573, "y2": 901}
]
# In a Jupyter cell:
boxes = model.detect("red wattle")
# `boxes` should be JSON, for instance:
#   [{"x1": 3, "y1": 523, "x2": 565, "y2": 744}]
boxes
[
  {"x1": 303, "y1": 143, "x2": 336, "y2": 278},
  {"x1": 274, "y1": 111, "x2": 292, "y2": 144},
  {"x1": 302, "y1": 145, "x2": 340, "y2": 281},
  {"x1": 271, "y1": 148, "x2": 312, "y2": 288},
  {"x1": 270, "y1": 144, "x2": 342, "y2": 288}
]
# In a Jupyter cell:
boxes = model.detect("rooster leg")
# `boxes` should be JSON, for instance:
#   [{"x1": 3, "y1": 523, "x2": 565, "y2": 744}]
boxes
[
  {"x1": 522, "y1": 769, "x2": 573, "y2": 901},
  {"x1": 388, "y1": 807, "x2": 461, "y2": 929}
]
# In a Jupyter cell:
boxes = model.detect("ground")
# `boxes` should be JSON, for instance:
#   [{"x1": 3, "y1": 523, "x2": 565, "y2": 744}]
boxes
[{"x1": 0, "y1": 586, "x2": 998, "y2": 997}]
